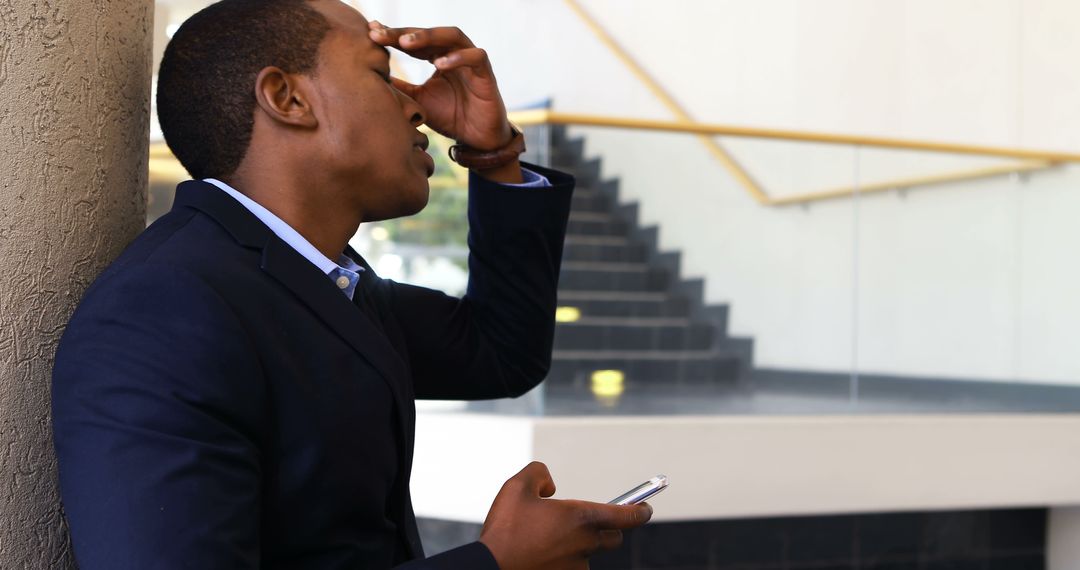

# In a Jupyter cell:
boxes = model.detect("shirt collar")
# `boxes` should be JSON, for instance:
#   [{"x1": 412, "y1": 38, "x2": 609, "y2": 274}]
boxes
[{"x1": 203, "y1": 178, "x2": 363, "y2": 277}]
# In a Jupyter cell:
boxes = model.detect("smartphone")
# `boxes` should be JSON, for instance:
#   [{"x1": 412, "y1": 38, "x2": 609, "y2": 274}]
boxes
[{"x1": 608, "y1": 475, "x2": 668, "y2": 505}]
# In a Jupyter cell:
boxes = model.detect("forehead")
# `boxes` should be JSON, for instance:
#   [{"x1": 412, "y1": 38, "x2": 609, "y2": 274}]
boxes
[
  {"x1": 313, "y1": 0, "x2": 367, "y2": 33},
  {"x1": 311, "y1": 0, "x2": 386, "y2": 56}
]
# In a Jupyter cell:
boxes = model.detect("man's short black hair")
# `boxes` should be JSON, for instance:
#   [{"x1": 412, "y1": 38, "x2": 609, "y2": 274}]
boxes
[{"x1": 157, "y1": 0, "x2": 332, "y2": 181}]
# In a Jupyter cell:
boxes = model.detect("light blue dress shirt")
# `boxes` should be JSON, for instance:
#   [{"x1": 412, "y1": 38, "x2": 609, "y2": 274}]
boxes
[{"x1": 204, "y1": 167, "x2": 550, "y2": 301}]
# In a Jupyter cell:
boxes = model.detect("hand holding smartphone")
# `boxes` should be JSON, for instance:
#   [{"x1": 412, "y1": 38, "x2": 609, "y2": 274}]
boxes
[
  {"x1": 479, "y1": 462, "x2": 657, "y2": 569},
  {"x1": 608, "y1": 475, "x2": 668, "y2": 505}
]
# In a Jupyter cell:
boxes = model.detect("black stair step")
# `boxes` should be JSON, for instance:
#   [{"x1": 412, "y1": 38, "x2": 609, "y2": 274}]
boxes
[
  {"x1": 549, "y1": 138, "x2": 585, "y2": 165},
  {"x1": 569, "y1": 186, "x2": 607, "y2": 198},
  {"x1": 535, "y1": 128, "x2": 754, "y2": 385},
  {"x1": 552, "y1": 158, "x2": 601, "y2": 185},
  {"x1": 554, "y1": 320, "x2": 714, "y2": 351},
  {"x1": 553, "y1": 349, "x2": 719, "y2": 360},
  {"x1": 547, "y1": 350, "x2": 741, "y2": 386},
  {"x1": 561, "y1": 261, "x2": 650, "y2": 272},
  {"x1": 558, "y1": 265, "x2": 670, "y2": 292},
  {"x1": 566, "y1": 217, "x2": 630, "y2": 237},
  {"x1": 563, "y1": 241, "x2": 647, "y2": 263},
  {"x1": 570, "y1": 192, "x2": 612, "y2": 213},
  {"x1": 550, "y1": 124, "x2": 571, "y2": 146},
  {"x1": 557, "y1": 290, "x2": 668, "y2": 302},
  {"x1": 563, "y1": 235, "x2": 630, "y2": 246},
  {"x1": 556, "y1": 292, "x2": 690, "y2": 318},
  {"x1": 562, "y1": 316, "x2": 693, "y2": 326},
  {"x1": 567, "y1": 211, "x2": 614, "y2": 222}
]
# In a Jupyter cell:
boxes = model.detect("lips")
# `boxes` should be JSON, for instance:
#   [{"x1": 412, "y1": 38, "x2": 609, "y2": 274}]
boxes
[{"x1": 413, "y1": 134, "x2": 434, "y2": 177}]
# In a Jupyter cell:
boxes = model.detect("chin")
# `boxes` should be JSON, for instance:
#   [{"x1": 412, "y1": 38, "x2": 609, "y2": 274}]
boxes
[
  {"x1": 400, "y1": 183, "x2": 430, "y2": 217},
  {"x1": 368, "y1": 183, "x2": 429, "y2": 222}
]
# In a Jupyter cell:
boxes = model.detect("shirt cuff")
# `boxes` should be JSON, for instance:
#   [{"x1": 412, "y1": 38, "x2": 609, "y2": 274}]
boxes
[{"x1": 502, "y1": 166, "x2": 552, "y2": 188}]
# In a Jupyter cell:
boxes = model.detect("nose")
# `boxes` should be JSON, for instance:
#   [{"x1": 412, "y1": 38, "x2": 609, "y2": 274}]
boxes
[{"x1": 396, "y1": 89, "x2": 425, "y2": 128}]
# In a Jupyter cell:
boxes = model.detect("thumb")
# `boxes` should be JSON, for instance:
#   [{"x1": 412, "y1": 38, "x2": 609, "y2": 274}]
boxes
[{"x1": 515, "y1": 461, "x2": 557, "y2": 498}]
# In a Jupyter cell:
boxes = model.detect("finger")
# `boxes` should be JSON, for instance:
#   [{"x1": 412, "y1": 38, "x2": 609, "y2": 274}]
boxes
[
  {"x1": 370, "y1": 26, "x2": 475, "y2": 61},
  {"x1": 596, "y1": 529, "x2": 624, "y2": 551},
  {"x1": 389, "y1": 76, "x2": 420, "y2": 99},
  {"x1": 369, "y1": 25, "x2": 424, "y2": 48},
  {"x1": 433, "y1": 48, "x2": 493, "y2": 79},
  {"x1": 399, "y1": 26, "x2": 476, "y2": 51},
  {"x1": 577, "y1": 501, "x2": 653, "y2": 530},
  {"x1": 512, "y1": 461, "x2": 556, "y2": 498}
]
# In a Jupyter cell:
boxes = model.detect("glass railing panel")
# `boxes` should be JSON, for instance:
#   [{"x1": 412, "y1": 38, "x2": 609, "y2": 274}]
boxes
[
  {"x1": 1011, "y1": 163, "x2": 1080, "y2": 392},
  {"x1": 720, "y1": 137, "x2": 864, "y2": 202},
  {"x1": 852, "y1": 149, "x2": 1080, "y2": 412},
  {"x1": 686, "y1": 137, "x2": 865, "y2": 413},
  {"x1": 503, "y1": 126, "x2": 863, "y2": 416}
]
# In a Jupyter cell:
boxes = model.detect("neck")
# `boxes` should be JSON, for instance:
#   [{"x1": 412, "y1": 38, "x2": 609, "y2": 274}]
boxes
[{"x1": 226, "y1": 163, "x2": 361, "y2": 261}]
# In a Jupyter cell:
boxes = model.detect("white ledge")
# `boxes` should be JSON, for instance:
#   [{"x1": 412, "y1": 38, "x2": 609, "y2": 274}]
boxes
[{"x1": 411, "y1": 412, "x2": 1080, "y2": 523}]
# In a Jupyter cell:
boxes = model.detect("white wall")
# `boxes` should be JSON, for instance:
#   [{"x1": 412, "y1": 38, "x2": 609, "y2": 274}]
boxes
[{"x1": 324, "y1": 1, "x2": 1080, "y2": 384}]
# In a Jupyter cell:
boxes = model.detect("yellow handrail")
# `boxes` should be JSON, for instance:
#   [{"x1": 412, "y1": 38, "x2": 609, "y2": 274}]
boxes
[
  {"x1": 562, "y1": 0, "x2": 770, "y2": 204},
  {"x1": 509, "y1": 110, "x2": 1080, "y2": 162},
  {"x1": 556, "y1": 0, "x2": 1073, "y2": 206},
  {"x1": 508, "y1": 110, "x2": 1072, "y2": 206},
  {"x1": 766, "y1": 161, "x2": 1052, "y2": 206}
]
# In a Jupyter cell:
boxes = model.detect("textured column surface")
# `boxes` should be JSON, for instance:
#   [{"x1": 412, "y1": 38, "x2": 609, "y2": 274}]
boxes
[{"x1": 0, "y1": 1, "x2": 152, "y2": 567}]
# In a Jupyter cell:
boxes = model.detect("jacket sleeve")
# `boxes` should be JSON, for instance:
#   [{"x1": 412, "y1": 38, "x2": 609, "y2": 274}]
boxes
[
  {"x1": 52, "y1": 264, "x2": 267, "y2": 569},
  {"x1": 386, "y1": 163, "x2": 574, "y2": 400},
  {"x1": 397, "y1": 541, "x2": 500, "y2": 569}
]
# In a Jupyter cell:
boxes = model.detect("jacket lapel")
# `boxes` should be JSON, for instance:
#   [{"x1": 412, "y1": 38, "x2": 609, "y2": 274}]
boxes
[
  {"x1": 171, "y1": 182, "x2": 412, "y2": 430},
  {"x1": 260, "y1": 237, "x2": 411, "y2": 392}
]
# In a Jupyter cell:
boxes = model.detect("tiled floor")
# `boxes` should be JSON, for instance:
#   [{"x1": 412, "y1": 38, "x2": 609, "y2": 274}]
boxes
[{"x1": 418, "y1": 509, "x2": 1047, "y2": 570}]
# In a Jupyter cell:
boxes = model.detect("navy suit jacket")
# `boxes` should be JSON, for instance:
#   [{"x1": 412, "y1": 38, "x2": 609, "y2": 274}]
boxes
[{"x1": 52, "y1": 164, "x2": 573, "y2": 569}]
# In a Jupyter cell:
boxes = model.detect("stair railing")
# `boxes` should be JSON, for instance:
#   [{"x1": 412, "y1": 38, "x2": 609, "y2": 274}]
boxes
[
  {"x1": 506, "y1": 109, "x2": 1080, "y2": 206},
  {"x1": 556, "y1": 0, "x2": 1080, "y2": 207}
]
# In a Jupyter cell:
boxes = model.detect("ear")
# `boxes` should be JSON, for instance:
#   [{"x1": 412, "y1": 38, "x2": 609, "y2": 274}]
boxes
[{"x1": 253, "y1": 66, "x2": 318, "y2": 129}]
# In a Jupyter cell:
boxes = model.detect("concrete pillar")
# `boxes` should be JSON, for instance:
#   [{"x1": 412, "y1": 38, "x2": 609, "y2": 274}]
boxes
[
  {"x1": 0, "y1": 1, "x2": 153, "y2": 567},
  {"x1": 1048, "y1": 507, "x2": 1080, "y2": 570}
]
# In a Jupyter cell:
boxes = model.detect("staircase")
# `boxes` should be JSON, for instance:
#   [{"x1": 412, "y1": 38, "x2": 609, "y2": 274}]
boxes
[{"x1": 538, "y1": 127, "x2": 755, "y2": 390}]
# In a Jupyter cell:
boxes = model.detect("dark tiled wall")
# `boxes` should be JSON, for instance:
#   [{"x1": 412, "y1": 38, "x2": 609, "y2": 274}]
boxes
[{"x1": 418, "y1": 508, "x2": 1046, "y2": 570}]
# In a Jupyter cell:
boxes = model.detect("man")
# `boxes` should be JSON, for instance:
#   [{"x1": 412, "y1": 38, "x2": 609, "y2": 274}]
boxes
[{"x1": 51, "y1": 0, "x2": 652, "y2": 568}]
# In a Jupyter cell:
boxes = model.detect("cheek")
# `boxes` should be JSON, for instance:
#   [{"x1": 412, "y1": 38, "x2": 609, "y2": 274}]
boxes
[
  {"x1": 324, "y1": 110, "x2": 384, "y2": 172},
  {"x1": 322, "y1": 83, "x2": 385, "y2": 146}
]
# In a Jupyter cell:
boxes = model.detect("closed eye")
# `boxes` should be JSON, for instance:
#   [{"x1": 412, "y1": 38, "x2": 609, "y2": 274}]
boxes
[{"x1": 377, "y1": 69, "x2": 392, "y2": 84}]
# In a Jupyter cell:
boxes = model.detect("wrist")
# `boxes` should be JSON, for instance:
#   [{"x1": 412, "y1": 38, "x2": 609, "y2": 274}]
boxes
[
  {"x1": 488, "y1": 122, "x2": 515, "y2": 151},
  {"x1": 473, "y1": 159, "x2": 523, "y2": 184},
  {"x1": 449, "y1": 124, "x2": 525, "y2": 173}
]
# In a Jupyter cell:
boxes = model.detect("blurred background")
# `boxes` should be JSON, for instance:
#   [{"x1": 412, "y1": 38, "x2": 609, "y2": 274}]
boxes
[{"x1": 149, "y1": 1, "x2": 1080, "y2": 568}]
